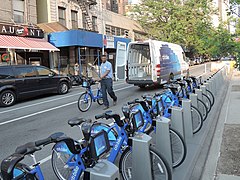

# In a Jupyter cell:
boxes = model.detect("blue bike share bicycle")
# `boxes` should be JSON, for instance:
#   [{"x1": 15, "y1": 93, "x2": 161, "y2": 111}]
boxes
[
  {"x1": 0, "y1": 132, "x2": 64, "y2": 180},
  {"x1": 125, "y1": 97, "x2": 187, "y2": 168},
  {"x1": 155, "y1": 83, "x2": 204, "y2": 134},
  {"x1": 52, "y1": 117, "x2": 113, "y2": 180},
  {"x1": 189, "y1": 76, "x2": 215, "y2": 107},
  {"x1": 51, "y1": 111, "x2": 172, "y2": 180},
  {"x1": 77, "y1": 77, "x2": 103, "y2": 112}
]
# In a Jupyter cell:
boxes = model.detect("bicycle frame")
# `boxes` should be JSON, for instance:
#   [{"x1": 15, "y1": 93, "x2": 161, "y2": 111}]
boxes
[
  {"x1": 84, "y1": 84, "x2": 102, "y2": 102},
  {"x1": 107, "y1": 123, "x2": 129, "y2": 163}
]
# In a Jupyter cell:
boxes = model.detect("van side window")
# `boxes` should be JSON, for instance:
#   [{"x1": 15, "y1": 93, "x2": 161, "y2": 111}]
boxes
[
  {"x1": 15, "y1": 67, "x2": 37, "y2": 78},
  {"x1": 36, "y1": 66, "x2": 52, "y2": 76},
  {"x1": 0, "y1": 67, "x2": 14, "y2": 79}
]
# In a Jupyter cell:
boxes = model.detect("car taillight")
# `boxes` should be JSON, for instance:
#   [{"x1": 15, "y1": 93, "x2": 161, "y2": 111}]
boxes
[{"x1": 156, "y1": 64, "x2": 160, "y2": 76}]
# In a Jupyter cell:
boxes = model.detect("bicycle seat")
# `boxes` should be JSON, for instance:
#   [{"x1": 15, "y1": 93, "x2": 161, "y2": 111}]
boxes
[
  {"x1": 68, "y1": 117, "x2": 87, "y2": 127},
  {"x1": 1, "y1": 153, "x2": 25, "y2": 180},
  {"x1": 15, "y1": 142, "x2": 41, "y2": 155},
  {"x1": 122, "y1": 104, "x2": 130, "y2": 118},
  {"x1": 141, "y1": 94, "x2": 152, "y2": 99}
]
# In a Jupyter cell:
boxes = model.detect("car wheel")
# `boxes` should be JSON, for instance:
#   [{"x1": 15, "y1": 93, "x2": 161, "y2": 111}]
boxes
[
  {"x1": 58, "y1": 82, "x2": 69, "y2": 94},
  {"x1": 0, "y1": 90, "x2": 16, "y2": 107}
]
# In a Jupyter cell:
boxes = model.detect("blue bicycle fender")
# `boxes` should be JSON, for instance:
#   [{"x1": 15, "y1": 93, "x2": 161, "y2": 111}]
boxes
[{"x1": 53, "y1": 142, "x2": 73, "y2": 155}]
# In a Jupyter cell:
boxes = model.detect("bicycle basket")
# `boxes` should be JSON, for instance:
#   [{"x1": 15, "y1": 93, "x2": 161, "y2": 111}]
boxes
[{"x1": 82, "y1": 81, "x2": 90, "y2": 88}]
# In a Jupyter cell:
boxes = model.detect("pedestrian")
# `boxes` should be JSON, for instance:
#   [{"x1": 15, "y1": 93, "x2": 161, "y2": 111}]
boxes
[{"x1": 100, "y1": 53, "x2": 117, "y2": 110}]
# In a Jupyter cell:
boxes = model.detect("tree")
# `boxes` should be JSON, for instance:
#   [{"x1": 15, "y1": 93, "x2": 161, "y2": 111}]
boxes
[{"x1": 130, "y1": 0, "x2": 238, "y2": 59}]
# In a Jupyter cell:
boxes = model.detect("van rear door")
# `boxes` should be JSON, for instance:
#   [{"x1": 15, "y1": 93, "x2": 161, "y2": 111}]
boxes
[{"x1": 115, "y1": 42, "x2": 127, "y2": 80}]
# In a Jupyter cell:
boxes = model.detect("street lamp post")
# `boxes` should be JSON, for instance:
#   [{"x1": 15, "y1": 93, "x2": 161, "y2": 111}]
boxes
[{"x1": 101, "y1": 1, "x2": 105, "y2": 55}]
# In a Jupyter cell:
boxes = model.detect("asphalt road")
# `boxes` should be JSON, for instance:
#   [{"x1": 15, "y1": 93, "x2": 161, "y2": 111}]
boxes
[{"x1": 0, "y1": 63, "x2": 211, "y2": 179}]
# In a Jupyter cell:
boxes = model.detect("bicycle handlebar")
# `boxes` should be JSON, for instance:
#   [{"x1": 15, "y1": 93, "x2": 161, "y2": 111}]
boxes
[
  {"x1": 95, "y1": 111, "x2": 124, "y2": 127},
  {"x1": 35, "y1": 132, "x2": 65, "y2": 147}
]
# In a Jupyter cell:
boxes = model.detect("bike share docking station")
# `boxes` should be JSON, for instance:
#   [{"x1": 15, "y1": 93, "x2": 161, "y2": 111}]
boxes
[
  {"x1": 131, "y1": 132, "x2": 154, "y2": 180},
  {"x1": 83, "y1": 159, "x2": 120, "y2": 180}
]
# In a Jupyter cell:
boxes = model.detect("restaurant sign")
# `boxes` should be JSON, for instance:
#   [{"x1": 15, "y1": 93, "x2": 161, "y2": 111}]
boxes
[{"x1": 0, "y1": 23, "x2": 44, "y2": 38}]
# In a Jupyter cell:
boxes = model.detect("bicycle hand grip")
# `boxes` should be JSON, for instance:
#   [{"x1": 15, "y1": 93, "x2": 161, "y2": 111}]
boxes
[
  {"x1": 35, "y1": 138, "x2": 51, "y2": 147},
  {"x1": 127, "y1": 99, "x2": 139, "y2": 105},
  {"x1": 95, "y1": 114, "x2": 105, "y2": 119}
]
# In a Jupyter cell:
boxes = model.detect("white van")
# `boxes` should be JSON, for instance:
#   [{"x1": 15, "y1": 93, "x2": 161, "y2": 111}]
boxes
[{"x1": 124, "y1": 39, "x2": 189, "y2": 88}]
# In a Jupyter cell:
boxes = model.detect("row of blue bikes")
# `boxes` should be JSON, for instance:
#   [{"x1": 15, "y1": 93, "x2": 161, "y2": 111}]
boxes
[{"x1": 0, "y1": 74, "x2": 215, "y2": 180}]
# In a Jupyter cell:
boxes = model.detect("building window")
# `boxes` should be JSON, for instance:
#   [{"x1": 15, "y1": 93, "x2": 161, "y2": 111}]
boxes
[
  {"x1": 82, "y1": 13, "x2": 87, "y2": 29},
  {"x1": 111, "y1": 26, "x2": 116, "y2": 35},
  {"x1": 116, "y1": 28, "x2": 121, "y2": 36},
  {"x1": 13, "y1": 0, "x2": 24, "y2": 23},
  {"x1": 105, "y1": 24, "x2": 111, "y2": 35},
  {"x1": 58, "y1": 7, "x2": 66, "y2": 26},
  {"x1": 71, "y1": 10, "x2": 78, "y2": 29},
  {"x1": 92, "y1": 16, "x2": 97, "y2": 31}
]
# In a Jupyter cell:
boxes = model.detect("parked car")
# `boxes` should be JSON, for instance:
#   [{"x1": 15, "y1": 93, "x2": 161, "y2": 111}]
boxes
[{"x1": 0, "y1": 65, "x2": 72, "y2": 107}]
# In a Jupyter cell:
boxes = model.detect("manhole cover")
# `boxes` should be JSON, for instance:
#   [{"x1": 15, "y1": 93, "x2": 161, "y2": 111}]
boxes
[{"x1": 232, "y1": 85, "x2": 240, "y2": 91}]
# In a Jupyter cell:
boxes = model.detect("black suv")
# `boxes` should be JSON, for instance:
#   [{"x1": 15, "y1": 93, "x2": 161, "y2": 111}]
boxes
[{"x1": 0, "y1": 65, "x2": 72, "y2": 107}]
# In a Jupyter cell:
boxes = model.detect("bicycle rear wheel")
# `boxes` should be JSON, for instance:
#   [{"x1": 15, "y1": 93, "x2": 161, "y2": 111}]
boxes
[
  {"x1": 96, "y1": 90, "x2": 104, "y2": 105},
  {"x1": 202, "y1": 93, "x2": 212, "y2": 113},
  {"x1": 197, "y1": 99, "x2": 208, "y2": 121},
  {"x1": 206, "y1": 90, "x2": 215, "y2": 106},
  {"x1": 191, "y1": 105, "x2": 203, "y2": 134},
  {"x1": 119, "y1": 147, "x2": 172, "y2": 180},
  {"x1": 77, "y1": 92, "x2": 92, "y2": 112}
]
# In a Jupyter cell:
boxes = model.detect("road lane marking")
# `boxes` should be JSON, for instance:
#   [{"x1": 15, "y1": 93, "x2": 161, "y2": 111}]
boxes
[
  {"x1": 0, "y1": 85, "x2": 134, "y2": 126},
  {"x1": 0, "y1": 81, "x2": 127, "y2": 114}
]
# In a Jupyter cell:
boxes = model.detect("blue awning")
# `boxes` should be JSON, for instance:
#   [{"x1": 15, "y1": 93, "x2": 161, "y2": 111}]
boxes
[{"x1": 48, "y1": 30, "x2": 131, "y2": 49}]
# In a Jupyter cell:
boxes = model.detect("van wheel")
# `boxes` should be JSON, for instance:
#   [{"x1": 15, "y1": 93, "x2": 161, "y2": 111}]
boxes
[
  {"x1": 0, "y1": 90, "x2": 16, "y2": 107},
  {"x1": 58, "y1": 82, "x2": 69, "y2": 94},
  {"x1": 139, "y1": 85, "x2": 146, "y2": 89}
]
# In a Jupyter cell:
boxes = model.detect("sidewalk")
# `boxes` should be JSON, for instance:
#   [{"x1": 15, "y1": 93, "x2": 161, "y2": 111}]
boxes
[{"x1": 201, "y1": 69, "x2": 240, "y2": 180}]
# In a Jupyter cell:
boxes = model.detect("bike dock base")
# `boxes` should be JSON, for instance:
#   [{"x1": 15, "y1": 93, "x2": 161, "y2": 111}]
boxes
[{"x1": 83, "y1": 159, "x2": 119, "y2": 180}]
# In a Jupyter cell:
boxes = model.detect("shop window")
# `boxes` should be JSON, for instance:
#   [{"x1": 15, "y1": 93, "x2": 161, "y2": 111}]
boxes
[
  {"x1": 71, "y1": 10, "x2": 78, "y2": 29},
  {"x1": 13, "y1": 0, "x2": 24, "y2": 23},
  {"x1": 58, "y1": 7, "x2": 66, "y2": 26}
]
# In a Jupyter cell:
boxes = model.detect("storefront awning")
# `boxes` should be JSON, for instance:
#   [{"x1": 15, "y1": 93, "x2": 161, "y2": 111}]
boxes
[{"x1": 0, "y1": 35, "x2": 59, "y2": 51}]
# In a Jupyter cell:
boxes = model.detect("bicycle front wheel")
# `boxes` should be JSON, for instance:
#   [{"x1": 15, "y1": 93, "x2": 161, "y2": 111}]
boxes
[
  {"x1": 52, "y1": 144, "x2": 75, "y2": 180},
  {"x1": 77, "y1": 92, "x2": 92, "y2": 112},
  {"x1": 202, "y1": 93, "x2": 212, "y2": 113},
  {"x1": 119, "y1": 147, "x2": 172, "y2": 180},
  {"x1": 191, "y1": 105, "x2": 203, "y2": 134},
  {"x1": 148, "y1": 127, "x2": 187, "y2": 168},
  {"x1": 169, "y1": 128, "x2": 187, "y2": 168},
  {"x1": 197, "y1": 99, "x2": 208, "y2": 121},
  {"x1": 206, "y1": 89, "x2": 215, "y2": 106}
]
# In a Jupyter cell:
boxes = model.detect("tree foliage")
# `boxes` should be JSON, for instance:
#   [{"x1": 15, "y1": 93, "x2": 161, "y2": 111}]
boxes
[{"x1": 130, "y1": 0, "x2": 239, "y2": 59}]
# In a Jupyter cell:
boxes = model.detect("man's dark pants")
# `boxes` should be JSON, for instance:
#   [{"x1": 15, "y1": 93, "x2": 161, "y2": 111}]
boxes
[{"x1": 101, "y1": 78, "x2": 117, "y2": 107}]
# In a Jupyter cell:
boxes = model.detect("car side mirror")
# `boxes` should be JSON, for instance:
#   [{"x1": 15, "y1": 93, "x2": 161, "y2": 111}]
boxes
[{"x1": 48, "y1": 72, "x2": 55, "y2": 77}]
